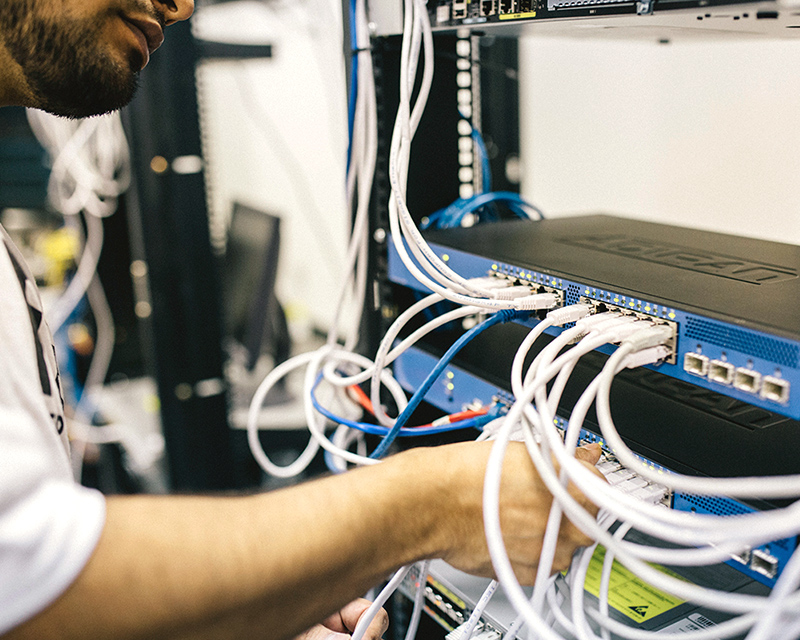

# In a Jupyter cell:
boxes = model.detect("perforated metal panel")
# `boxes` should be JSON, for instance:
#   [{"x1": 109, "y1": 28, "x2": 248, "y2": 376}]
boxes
[
  {"x1": 685, "y1": 318, "x2": 799, "y2": 369},
  {"x1": 676, "y1": 493, "x2": 751, "y2": 517},
  {"x1": 566, "y1": 283, "x2": 581, "y2": 306}
]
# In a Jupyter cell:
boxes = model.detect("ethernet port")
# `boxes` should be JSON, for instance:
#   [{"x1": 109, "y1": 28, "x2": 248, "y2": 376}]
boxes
[
  {"x1": 761, "y1": 376, "x2": 790, "y2": 404},
  {"x1": 708, "y1": 360, "x2": 734, "y2": 385},
  {"x1": 751, "y1": 549, "x2": 779, "y2": 579},
  {"x1": 734, "y1": 368, "x2": 761, "y2": 394},
  {"x1": 683, "y1": 353, "x2": 709, "y2": 377}
]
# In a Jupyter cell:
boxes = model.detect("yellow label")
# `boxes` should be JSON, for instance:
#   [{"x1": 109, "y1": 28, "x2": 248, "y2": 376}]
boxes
[
  {"x1": 582, "y1": 547, "x2": 686, "y2": 623},
  {"x1": 499, "y1": 11, "x2": 537, "y2": 19}
]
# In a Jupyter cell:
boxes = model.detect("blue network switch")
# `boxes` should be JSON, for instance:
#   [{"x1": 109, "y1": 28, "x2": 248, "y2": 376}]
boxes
[{"x1": 388, "y1": 215, "x2": 800, "y2": 421}]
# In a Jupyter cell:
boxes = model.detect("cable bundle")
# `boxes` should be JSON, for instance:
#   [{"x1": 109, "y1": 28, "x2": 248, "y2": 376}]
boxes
[
  {"x1": 482, "y1": 306, "x2": 800, "y2": 640},
  {"x1": 26, "y1": 110, "x2": 132, "y2": 478},
  {"x1": 243, "y1": 2, "x2": 800, "y2": 638},
  {"x1": 245, "y1": 0, "x2": 559, "y2": 478}
]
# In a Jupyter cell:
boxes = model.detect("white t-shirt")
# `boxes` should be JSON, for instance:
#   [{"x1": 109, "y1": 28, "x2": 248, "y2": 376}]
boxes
[{"x1": 0, "y1": 224, "x2": 106, "y2": 634}]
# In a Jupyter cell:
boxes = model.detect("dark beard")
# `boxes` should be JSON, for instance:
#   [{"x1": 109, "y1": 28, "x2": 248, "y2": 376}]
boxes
[{"x1": 0, "y1": 0, "x2": 140, "y2": 118}]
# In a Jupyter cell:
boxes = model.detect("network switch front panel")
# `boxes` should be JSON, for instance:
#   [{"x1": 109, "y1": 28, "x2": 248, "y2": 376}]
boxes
[
  {"x1": 423, "y1": 0, "x2": 800, "y2": 34},
  {"x1": 369, "y1": 0, "x2": 800, "y2": 37},
  {"x1": 387, "y1": 214, "x2": 800, "y2": 421}
]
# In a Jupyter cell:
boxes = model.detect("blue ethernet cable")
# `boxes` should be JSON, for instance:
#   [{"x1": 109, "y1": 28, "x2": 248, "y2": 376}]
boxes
[
  {"x1": 472, "y1": 128, "x2": 492, "y2": 194},
  {"x1": 369, "y1": 308, "x2": 524, "y2": 459},
  {"x1": 457, "y1": 106, "x2": 491, "y2": 193},
  {"x1": 423, "y1": 191, "x2": 545, "y2": 231},
  {"x1": 346, "y1": 0, "x2": 359, "y2": 173},
  {"x1": 310, "y1": 376, "x2": 496, "y2": 436}
]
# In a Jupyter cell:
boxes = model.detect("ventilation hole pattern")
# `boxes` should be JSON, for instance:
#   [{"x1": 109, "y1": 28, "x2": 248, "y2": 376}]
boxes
[
  {"x1": 566, "y1": 284, "x2": 581, "y2": 307},
  {"x1": 677, "y1": 493, "x2": 752, "y2": 517},
  {"x1": 686, "y1": 318, "x2": 799, "y2": 369}
]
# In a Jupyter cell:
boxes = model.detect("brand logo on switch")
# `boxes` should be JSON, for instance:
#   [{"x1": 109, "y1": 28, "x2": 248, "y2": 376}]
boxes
[{"x1": 559, "y1": 234, "x2": 797, "y2": 285}]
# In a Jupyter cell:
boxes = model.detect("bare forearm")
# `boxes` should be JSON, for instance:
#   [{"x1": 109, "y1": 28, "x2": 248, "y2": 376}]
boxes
[
  {"x1": 5, "y1": 448, "x2": 450, "y2": 640},
  {"x1": 4, "y1": 441, "x2": 601, "y2": 640}
]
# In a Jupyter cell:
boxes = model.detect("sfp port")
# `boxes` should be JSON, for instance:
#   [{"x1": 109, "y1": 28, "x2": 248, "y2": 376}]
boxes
[
  {"x1": 761, "y1": 376, "x2": 790, "y2": 404},
  {"x1": 683, "y1": 353, "x2": 709, "y2": 377},
  {"x1": 734, "y1": 368, "x2": 761, "y2": 394},
  {"x1": 708, "y1": 360, "x2": 735, "y2": 385},
  {"x1": 751, "y1": 549, "x2": 779, "y2": 579}
]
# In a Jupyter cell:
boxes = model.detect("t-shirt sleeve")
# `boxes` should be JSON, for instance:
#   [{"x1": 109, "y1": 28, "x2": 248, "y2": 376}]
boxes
[
  {"x1": 0, "y1": 463, "x2": 106, "y2": 634},
  {"x1": 0, "y1": 231, "x2": 107, "y2": 634}
]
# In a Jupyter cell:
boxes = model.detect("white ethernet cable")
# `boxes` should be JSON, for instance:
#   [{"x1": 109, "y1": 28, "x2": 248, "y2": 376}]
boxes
[
  {"x1": 484, "y1": 322, "x2": 800, "y2": 640},
  {"x1": 26, "y1": 111, "x2": 130, "y2": 334},
  {"x1": 332, "y1": 0, "x2": 377, "y2": 353},
  {"x1": 261, "y1": 0, "x2": 794, "y2": 633},
  {"x1": 531, "y1": 339, "x2": 800, "y2": 558},
  {"x1": 514, "y1": 317, "x2": 658, "y2": 615},
  {"x1": 404, "y1": 560, "x2": 432, "y2": 640},
  {"x1": 383, "y1": 0, "x2": 538, "y2": 307},
  {"x1": 351, "y1": 565, "x2": 413, "y2": 640},
  {"x1": 246, "y1": 0, "x2": 558, "y2": 479},
  {"x1": 595, "y1": 343, "x2": 800, "y2": 499},
  {"x1": 247, "y1": 346, "x2": 409, "y2": 475},
  {"x1": 26, "y1": 110, "x2": 130, "y2": 482},
  {"x1": 26, "y1": 111, "x2": 130, "y2": 219},
  {"x1": 448, "y1": 580, "x2": 499, "y2": 640},
  {"x1": 246, "y1": 0, "x2": 377, "y2": 476}
]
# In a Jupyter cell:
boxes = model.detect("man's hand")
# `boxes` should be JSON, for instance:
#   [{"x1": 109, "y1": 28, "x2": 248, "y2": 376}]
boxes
[
  {"x1": 409, "y1": 440, "x2": 604, "y2": 585},
  {"x1": 295, "y1": 599, "x2": 388, "y2": 640}
]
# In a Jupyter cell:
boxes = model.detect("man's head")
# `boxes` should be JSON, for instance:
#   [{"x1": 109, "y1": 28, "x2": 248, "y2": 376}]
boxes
[{"x1": 0, "y1": 0, "x2": 194, "y2": 118}]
